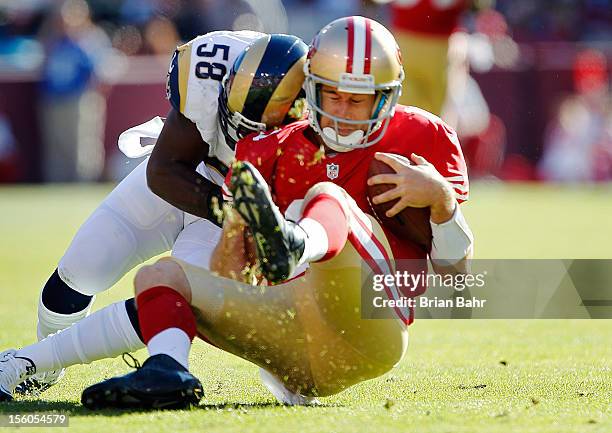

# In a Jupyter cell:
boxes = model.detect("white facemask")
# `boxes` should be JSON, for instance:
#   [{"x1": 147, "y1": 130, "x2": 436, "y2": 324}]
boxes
[
  {"x1": 214, "y1": 120, "x2": 236, "y2": 166},
  {"x1": 321, "y1": 127, "x2": 364, "y2": 152}
]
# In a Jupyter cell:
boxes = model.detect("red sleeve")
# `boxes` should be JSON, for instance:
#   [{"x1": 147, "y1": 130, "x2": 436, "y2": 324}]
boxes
[
  {"x1": 222, "y1": 131, "x2": 283, "y2": 201},
  {"x1": 428, "y1": 121, "x2": 469, "y2": 204}
]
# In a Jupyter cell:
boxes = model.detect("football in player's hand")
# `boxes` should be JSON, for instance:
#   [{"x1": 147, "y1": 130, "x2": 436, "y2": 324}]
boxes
[{"x1": 366, "y1": 156, "x2": 432, "y2": 252}]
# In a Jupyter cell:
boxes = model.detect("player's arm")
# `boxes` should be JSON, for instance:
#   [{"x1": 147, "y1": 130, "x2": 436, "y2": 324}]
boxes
[
  {"x1": 146, "y1": 108, "x2": 221, "y2": 220},
  {"x1": 146, "y1": 41, "x2": 222, "y2": 221},
  {"x1": 426, "y1": 122, "x2": 473, "y2": 275},
  {"x1": 416, "y1": 157, "x2": 472, "y2": 276},
  {"x1": 367, "y1": 124, "x2": 473, "y2": 275}
]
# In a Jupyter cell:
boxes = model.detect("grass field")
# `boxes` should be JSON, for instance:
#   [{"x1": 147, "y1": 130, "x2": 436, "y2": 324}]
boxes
[{"x1": 0, "y1": 183, "x2": 610, "y2": 432}]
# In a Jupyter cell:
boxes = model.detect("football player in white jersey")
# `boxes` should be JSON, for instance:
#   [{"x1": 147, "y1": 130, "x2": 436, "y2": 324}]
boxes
[{"x1": 2, "y1": 32, "x2": 308, "y2": 395}]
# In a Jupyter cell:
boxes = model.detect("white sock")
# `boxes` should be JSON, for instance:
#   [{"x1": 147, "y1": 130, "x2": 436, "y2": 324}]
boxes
[
  {"x1": 146, "y1": 328, "x2": 191, "y2": 370},
  {"x1": 17, "y1": 301, "x2": 144, "y2": 373},
  {"x1": 297, "y1": 217, "x2": 329, "y2": 266},
  {"x1": 37, "y1": 295, "x2": 94, "y2": 340},
  {"x1": 259, "y1": 368, "x2": 319, "y2": 406}
]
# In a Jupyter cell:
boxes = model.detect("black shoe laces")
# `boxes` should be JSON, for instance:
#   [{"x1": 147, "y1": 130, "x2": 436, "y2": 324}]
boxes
[{"x1": 121, "y1": 353, "x2": 142, "y2": 370}]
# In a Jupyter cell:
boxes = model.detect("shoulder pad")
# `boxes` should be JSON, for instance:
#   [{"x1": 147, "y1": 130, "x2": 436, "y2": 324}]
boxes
[{"x1": 166, "y1": 42, "x2": 191, "y2": 114}]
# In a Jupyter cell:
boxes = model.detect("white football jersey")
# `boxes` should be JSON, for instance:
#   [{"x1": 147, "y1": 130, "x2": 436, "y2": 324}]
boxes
[{"x1": 166, "y1": 30, "x2": 264, "y2": 168}]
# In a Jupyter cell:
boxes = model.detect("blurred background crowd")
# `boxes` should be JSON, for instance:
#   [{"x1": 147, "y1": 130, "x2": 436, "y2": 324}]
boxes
[{"x1": 0, "y1": 0, "x2": 611, "y2": 183}]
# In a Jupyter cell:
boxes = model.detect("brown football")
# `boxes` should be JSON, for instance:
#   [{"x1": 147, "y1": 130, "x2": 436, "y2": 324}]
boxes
[{"x1": 366, "y1": 156, "x2": 432, "y2": 252}]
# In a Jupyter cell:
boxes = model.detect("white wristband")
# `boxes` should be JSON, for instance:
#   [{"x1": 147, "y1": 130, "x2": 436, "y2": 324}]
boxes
[{"x1": 430, "y1": 203, "x2": 474, "y2": 265}]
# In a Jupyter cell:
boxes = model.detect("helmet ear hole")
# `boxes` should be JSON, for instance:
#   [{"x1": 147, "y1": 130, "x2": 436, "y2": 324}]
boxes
[
  {"x1": 314, "y1": 83, "x2": 323, "y2": 123},
  {"x1": 372, "y1": 90, "x2": 391, "y2": 120}
]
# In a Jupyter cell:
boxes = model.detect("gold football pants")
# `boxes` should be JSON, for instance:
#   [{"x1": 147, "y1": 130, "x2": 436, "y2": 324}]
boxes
[
  {"x1": 395, "y1": 30, "x2": 449, "y2": 116},
  {"x1": 176, "y1": 214, "x2": 408, "y2": 397}
]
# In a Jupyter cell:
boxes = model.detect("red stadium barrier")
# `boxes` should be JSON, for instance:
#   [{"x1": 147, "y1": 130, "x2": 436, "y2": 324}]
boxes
[{"x1": 0, "y1": 44, "x2": 610, "y2": 183}]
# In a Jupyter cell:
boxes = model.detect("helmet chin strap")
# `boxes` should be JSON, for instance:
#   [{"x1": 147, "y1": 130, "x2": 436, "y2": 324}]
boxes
[{"x1": 322, "y1": 127, "x2": 364, "y2": 152}]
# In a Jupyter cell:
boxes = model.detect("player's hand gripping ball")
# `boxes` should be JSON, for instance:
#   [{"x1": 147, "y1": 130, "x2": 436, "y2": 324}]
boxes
[{"x1": 366, "y1": 154, "x2": 433, "y2": 252}]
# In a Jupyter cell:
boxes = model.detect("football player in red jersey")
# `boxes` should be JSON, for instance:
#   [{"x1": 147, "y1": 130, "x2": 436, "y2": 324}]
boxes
[
  {"x1": 391, "y1": 0, "x2": 469, "y2": 114},
  {"x1": 222, "y1": 15, "x2": 471, "y2": 277},
  {"x1": 74, "y1": 16, "x2": 474, "y2": 410}
]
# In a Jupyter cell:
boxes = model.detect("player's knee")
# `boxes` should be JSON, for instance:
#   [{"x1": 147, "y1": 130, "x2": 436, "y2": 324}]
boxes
[
  {"x1": 134, "y1": 258, "x2": 192, "y2": 302},
  {"x1": 304, "y1": 182, "x2": 346, "y2": 203},
  {"x1": 303, "y1": 182, "x2": 351, "y2": 216},
  {"x1": 58, "y1": 204, "x2": 141, "y2": 296},
  {"x1": 57, "y1": 259, "x2": 111, "y2": 297}
]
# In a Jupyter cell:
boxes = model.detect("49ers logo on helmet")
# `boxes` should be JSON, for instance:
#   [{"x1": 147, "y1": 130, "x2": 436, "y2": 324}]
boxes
[{"x1": 307, "y1": 34, "x2": 320, "y2": 59}]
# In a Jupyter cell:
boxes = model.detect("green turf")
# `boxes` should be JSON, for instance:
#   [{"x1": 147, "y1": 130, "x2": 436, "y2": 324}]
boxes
[{"x1": 0, "y1": 183, "x2": 610, "y2": 432}]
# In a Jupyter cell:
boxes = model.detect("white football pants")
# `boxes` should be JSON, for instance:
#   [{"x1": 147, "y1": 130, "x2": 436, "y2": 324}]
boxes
[{"x1": 57, "y1": 157, "x2": 222, "y2": 296}]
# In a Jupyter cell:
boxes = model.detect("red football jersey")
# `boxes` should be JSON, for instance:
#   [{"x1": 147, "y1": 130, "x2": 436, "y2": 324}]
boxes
[
  {"x1": 391, "y1": 0, "x2": 467, "y2": 36},
  {"x1": 223, "y1": 105, "x2": 469, "y2": 264}
]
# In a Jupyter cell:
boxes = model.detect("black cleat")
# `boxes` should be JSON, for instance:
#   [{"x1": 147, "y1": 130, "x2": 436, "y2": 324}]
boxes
[
  {"x1": 14, "y1": 377, "x2": 49, "y2": 396},
  {"x1": 14, "y1": 369, "x2": 64, "y2": 396},
  {"x1": 81, "y1": 354, "x2": 203, "y2": 410},
  {"x1": 230, "y1": 161, "x2": 306, "y2": 284}
]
